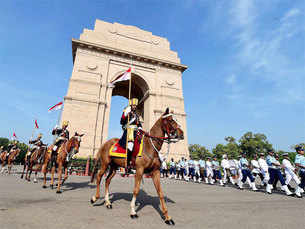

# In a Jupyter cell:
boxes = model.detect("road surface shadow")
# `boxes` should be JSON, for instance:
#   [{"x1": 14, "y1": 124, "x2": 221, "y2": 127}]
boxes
[{"x1": 93, "y1": 189, "x2": 175, "y2": 219}]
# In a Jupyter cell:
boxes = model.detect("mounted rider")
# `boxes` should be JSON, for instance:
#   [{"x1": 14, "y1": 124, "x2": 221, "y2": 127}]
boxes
[
  {"x1": 6, "y1": 140, "x2": 18, "y2": 161},
  {"x1": 118, "y1": 98, "x2": 142, "y2": 169},
  {"x1": 27, "y1": 133, "x2": 47, "y2": 163},
  {"x1": 28, "y1": 134, "x2": 44, "y2": 156},
  {"x1": 51, "y1": 121, "x2": 70, "y2": 154}
]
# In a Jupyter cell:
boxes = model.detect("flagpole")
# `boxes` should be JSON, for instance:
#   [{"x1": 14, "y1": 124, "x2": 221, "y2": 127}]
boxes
[{"x1": 125, "y1": 57, "x2": 133, "y2": 169}]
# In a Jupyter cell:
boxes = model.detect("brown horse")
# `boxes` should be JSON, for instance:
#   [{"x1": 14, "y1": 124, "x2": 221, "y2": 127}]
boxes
[
  {"x1": 21, "y1": 145, "x2": 47, "y2": 182},
  {"x1": 90, "y1": 108, "x2": 184, "y2": 225},
  {"x1": 0, "y1": 148, "x2": 21, "y2": 174},
  {"x1": 43, "y1": 133, "x2": 84, "y2": 193}
]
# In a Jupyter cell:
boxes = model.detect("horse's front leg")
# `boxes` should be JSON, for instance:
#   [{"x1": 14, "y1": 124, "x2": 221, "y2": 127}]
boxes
[
  {"x1": 8, "y1": 163, "x2": 12, "y2": 175},
  {"x1": 42, "y1": 161, "x2": 48, "y2": 188},
  {"x1": 50, "y1": 165, "x2": 55, "y2": 189},
  {"x1": 34, "y1": 167, "x2": 38, "y2": 183},
  {"x1": 56, "y1": 162, "x2": 63, "y2": 194},
  {"x1": 152, "y1": 169, "x2": 175, "y2": 225},
  {"x1": 130, "y1": 167, "x2": 144, "y2": 218},
  {"x1": 62, "y1": 165, "x2": 68, "y2": 185},
  {"x1": 21, "y1": 162, "x2": 26, "y2": 179}
]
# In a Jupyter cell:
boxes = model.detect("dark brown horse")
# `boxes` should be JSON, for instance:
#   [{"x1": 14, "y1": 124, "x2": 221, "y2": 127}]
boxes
[
  {"x1": 90, "y1": 108, "x2": 184, "y2": 225},
  {"x1": 21, "y1": 145, "x2": 47, "y2": 182},
  {"x1": 0, "y1": 148, "x2": 21, "y2": 174},
  {"x1": 43, "y1": 133, "x2": 84, "y2": 193}
]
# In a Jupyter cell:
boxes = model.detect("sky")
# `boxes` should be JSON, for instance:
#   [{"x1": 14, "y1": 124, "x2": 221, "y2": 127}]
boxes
[{"x1": 0, "y1": 0, "x2": 304, "y2": 151}]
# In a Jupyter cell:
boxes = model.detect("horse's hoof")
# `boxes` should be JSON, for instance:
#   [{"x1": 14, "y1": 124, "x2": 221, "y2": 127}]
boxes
[
  {"x1": 130, "y1": 214, "x2": 138, "y2": 219},
  {"x1": 56, "y1": 190, "x2": 62, "y2": 194},
  {"x1": 106, "y1": 204, "x2": 112, "y2": 209},
  {"x1": 42, "y1": 185, "x2": 47, "y2": 189},
  {"x1": 165, "y1": 219, "x2": 175, "y2": 225},
  {"x1": 50, "y1": 184, "x2": 54, "y2": 189},
  {"x1": 90, "y1": 196, "x2": 97, "y2": 204}
]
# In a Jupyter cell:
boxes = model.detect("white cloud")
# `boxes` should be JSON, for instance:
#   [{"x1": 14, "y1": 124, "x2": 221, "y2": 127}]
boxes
[
  {"x1": 225, "y1": 74, "x2": 237, "y2": 85},
  {"x1": 228, "y1": 1, "x2": 305, "y2": 105}
]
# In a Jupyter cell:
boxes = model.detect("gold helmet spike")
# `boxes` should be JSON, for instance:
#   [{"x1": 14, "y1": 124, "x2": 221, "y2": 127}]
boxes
[
  {"x1": 62, "y1": 121, "x2": 69, "y2": 127},
  {"x1": 129, "y1": 98, "x2": 138, "y2": 106}
]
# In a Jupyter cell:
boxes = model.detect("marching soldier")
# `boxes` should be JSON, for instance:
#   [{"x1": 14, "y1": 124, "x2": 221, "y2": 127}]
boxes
[
  {"x1": 294, "y1": 147, "x2": 305, "y2": 198},
  {"x1": 221, "y1": 154, "x2": 235, "y2": 185},
  {"x1": 258, "y1": 153, "x2": 269, "y2": 186},
  {"x1": 212, "y1": 155, "x2": 224, "y2": 186},
  {"x1": 238, "y1": 153, "x2": 257, "y2": 191},
  {"x1": 205, "y1": 157, "x2": 214, "y2": 184},
  {"x1": 119, "y1": 98, "x2": 142, "y2": 172},
  {"x1": 265, "y1": 150, "x2": 293, "y2": 196},
  {"x1": 281, "y1": 153, "x2": 301, "y2": 196}
]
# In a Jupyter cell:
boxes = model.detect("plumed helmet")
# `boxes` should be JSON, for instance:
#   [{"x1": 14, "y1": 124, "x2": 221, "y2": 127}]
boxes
[
  {"x1": 129, "y1": 98, "x2": 138, "y2": 106},
  {"x1": 13, "y1": 140, "x2": 18, "y2": 144},
  {"x1": 62, "y1": 121, "x2": 69, "y2": 127},
  {"x1": 222, "y1": 154, "x2": 227, "y2": 159},
  {"x1": 38, "y1": 133, "x2": 43, "y2": 138}
]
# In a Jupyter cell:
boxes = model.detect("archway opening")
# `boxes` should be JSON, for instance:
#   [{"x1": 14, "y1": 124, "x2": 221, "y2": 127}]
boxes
[{"x1": 107, "y1": 73, "x2": 149, "y2": 140}]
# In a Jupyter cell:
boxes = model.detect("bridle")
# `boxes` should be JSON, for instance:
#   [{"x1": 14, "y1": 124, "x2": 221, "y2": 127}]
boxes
[{"x1": 139, "y1": 114, "x2": 182, "y2": 160}]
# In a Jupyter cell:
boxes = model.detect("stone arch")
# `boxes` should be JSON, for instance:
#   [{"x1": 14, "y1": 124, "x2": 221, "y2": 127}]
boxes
[{"x1": 62, "y1": 20, "x2": 189, "y2": 160}]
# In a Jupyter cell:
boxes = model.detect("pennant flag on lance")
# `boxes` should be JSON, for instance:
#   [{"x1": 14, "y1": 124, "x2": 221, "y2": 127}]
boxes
[
  {"x1": 35, "y1": 120, "x2": 39, "y2": 129},
  {"x1": 48, "y1": 101, "x2": 63, "y2": 112},
  {"x1": 108, "y1": 67, "x2": 131, "y2": 87},
  {"x1": 13, "y1": 132, "x2": 17, "y2": 139}
]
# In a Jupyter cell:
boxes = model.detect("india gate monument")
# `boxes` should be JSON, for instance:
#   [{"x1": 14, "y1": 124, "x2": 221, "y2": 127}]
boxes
[{"x1": 61, "y1": 19, "x2": 189, "y2": 160}]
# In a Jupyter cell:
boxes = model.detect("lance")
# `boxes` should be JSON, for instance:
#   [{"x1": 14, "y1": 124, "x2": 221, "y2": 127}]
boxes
[{"x1": 125, "y1": 57, "x2": 133, "y2": 169}]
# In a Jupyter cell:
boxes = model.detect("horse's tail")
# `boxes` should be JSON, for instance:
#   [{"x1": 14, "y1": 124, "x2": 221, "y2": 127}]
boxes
[{"x1": 90, "y1": 157, "x2": 99, "y2": 183}]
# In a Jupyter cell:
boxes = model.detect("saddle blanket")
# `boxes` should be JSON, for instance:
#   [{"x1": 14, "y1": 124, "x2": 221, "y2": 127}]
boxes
[{"x1": 109, "y1": 137, "x2": 144, "y2": 158}]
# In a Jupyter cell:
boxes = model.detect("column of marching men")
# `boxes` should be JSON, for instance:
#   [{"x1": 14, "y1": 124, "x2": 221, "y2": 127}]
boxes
[{"x1": 161, "y1": 146, "x2": 305, "y2": 198}]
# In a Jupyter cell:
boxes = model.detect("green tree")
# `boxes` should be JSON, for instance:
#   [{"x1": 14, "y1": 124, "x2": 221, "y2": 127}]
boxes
[
  {"x1": 189, "y1": 144, "x2": 212, "y2": 160},
  {"x1": 238, "y1": 132, "x2": 273, "y2": 159},
  {"x1": 0, "y1": 137, "x2": 28, "y2": 164},
  {"x1": 212, "y1": 144, "x2": 226, "y2": 159},
  {"x1": 0, "y1": 137, "x2": 10, "y2": 150},
  {"x1": 224, "y1": 136, "x2": 241, "y2": 159}
]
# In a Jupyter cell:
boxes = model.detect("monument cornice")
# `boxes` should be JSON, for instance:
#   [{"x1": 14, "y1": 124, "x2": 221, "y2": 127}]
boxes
[{"x1": 72, "y1": 38, "x2": 188, "y2": 73}]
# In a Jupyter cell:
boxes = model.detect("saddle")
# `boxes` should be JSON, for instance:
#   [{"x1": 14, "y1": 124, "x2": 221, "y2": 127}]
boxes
[{"x1": 109, "y1": 135, "x2": 144, "y2": 160}]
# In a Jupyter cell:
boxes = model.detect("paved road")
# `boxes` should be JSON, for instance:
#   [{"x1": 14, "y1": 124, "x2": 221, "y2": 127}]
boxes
[{"x1": 0, "y1": 167, "x2": 304, "y2": 229}]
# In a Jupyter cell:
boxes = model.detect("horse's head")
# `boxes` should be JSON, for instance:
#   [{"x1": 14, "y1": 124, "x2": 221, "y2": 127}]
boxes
[
  {"x1": 68, "y1": 132, "x2": 85, "y2": 154},
  {"x1": 161, "y1": 108, "x2": 184, "y2": 141}
]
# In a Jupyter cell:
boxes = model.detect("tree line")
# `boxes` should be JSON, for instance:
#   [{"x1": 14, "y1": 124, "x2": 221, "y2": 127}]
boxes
[
  {"x1": 0, "y1": 137, "x2": 28, "y2": 164},
  {"x1": 189, "y1": 131, "x2": 304, "y2": 162}
]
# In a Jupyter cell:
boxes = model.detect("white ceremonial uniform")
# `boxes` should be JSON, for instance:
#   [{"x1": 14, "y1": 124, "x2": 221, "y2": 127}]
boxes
[
  {"x1": 194, "y1": 160, "x2": 200, "y2": 182},
  {"x1": 251, "y1": 159, "x2": 260, "y2": 174},
  {"x1": 221, "y1": 158, "x2": 230, "y2": 183},
  {"x1": 206, "y1": 160, "x2": 214, "y2": 184},
  {"x1": 258, "y1": 157, "x2": 269, "y2": 183},
  {"x1": 282, "y1": 158, "x2": 300, "y2": 185}
]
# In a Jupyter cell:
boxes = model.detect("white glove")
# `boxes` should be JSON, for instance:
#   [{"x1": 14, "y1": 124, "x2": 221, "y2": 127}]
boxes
[{"x1": 124, "y1": 106, "x2": 131, "y2": 116}]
